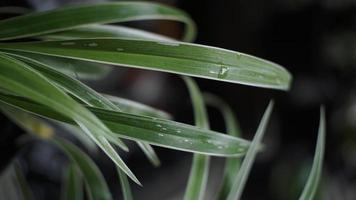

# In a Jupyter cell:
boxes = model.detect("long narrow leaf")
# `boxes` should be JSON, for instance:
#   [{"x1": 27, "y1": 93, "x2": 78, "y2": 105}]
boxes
[
  {"x1": 0, "y1": 53, "x2": 141, "y2": 184},
  {"x1": 117, "y1": 167, "x2": 133, "y2": 200},
  {"x1": 104, "y1": 94, "x2": 171, "y2": 119},
  {"x1": 299, "y1": 107, "x2": 326, "y2": 200},
  {"x1": 62, "y1": 164, "x2": 83, "y2": 200},
  {"x1": 203, "y1": 93, "x2": 242, "y2": 200},
  {"x1": 0, "y1": 2, "x2": 196, "y2": 42},
  {"x1": 0, "y1": 93, "x2": 250, "y2": 157},
  {"x1": 183, "y1": 76, "x2": 210, "y2": 200},
  {"x1": 52, "y1": 137, "x2": 112, "y2": 200},
  {"x1": 9, "y1": 53, "x2": 160, "y2": 167},
  {"x1": 58, "y1": 123, "x2": 98, "y2": 152},
  {"x1": 227, "y1": 101, "x2": 274, "y2": 200},
  {"x1": 136, "y1": 142, "x2": 161, "y2": 167},
  {"x1": 8, "y1": 51, "x2": 112, "y2": 80},
  {"x1": 42, "y1": 24, "x2": 174, "y2": 41},
  {"x1": 0, "y1": 38, "x2": 291, "y2": 90}
]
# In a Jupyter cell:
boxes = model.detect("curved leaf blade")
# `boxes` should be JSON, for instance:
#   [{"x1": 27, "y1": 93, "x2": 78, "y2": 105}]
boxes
[
  {"x1": 0, "y1": 93, "x2": 250, "y2": 157},
  {"x1": 0, "y1": 38, "x2": 292, "y2": 90},
  {"x1": 0, "y1": 53, "x2": 141, "y2": 184},
  {"x1": 299, "y1": 107, "x2": 326, "y2": 200},
  {"x1": 52, "y1": 138, "x2": 112, "y2": 200},
  {"x1": 62, "y1": 164, "x2": 83, "y2": 200},
  {"x1": 10, "y1": 51, "x2": 112, "y2": 80},
  {"x1": 227, "y1": 101, "x2": 274, "y2": 200},
  {"x1": 117, "y1": 167, "x2": 133, "y2": 200},
  {"x1": 104, "y1": 94, "x2": 171, "y2": 119},
  {"x1": 0, "y1": 2, "x2": 196, "y2": 42},
  {"x1": 6, "y1": 53, "x2": 160, "y2": 167},
  {"x1": 42, "y1": 24, "x2": 174, "y2": 41},
  {"x1": 183, "y1": 77, "x2": 210, "y2": 200},
  {"x1": 203, "y1": 93, "x2": 242, "y2": 200}
]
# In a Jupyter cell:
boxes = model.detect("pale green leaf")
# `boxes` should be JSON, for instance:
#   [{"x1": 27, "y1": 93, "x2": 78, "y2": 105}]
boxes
[
  {"x1": 62, "y1": 164, "x2": 83, "y2": 200},
  {"x1": 227, "y1": 101, "x2": 274, "y2": 200},
  {"x1": 0, "y1": 53, "x2": 140, "y2": 184},
  {"x1": 117, "y1": 167, "x2": 133, "y2": 200},
  {"x1": 0, "y1": 2, "x2": 196, "y2": 42},
  {"x1": 0, "y1": 93, "x2": 250, "y2": 157},
  {"x1": 203, "y1": 93, "x2": 242, "y2": 200},
  {"x1": 6, "y1": 52, "x2": 162, "y2": 167},
  {"x1": 183, "y1": 76, "x2": 210, "y2": 200},
  {"x1": 0, "y1": 38, "x2": 291, "y2": 90},
  {"x1": 299, "y1": 107, "x2": 326, "y2": 200},
  {"x1": 41, "y1": 24, "x2": 174, "y2": 42},
  {"x1": 52, "y1": 137, "x2": 112, "y2": 200},
  {"x1": 104, "y1": 94, "x2": 171, "y2": 119}
]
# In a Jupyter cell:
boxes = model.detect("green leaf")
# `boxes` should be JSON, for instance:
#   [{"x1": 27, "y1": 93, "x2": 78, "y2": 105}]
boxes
[
  {"x1": 4, "y1": 52, "x2": 126, "y2": 148},
  {"x1": 117, "y1": 167, "x2": 133, "y2": 200},
  {"x1": 62, "y1": 164, "x2": 83, "y2": 200},
  {"x1": 203, "y1": 93, "x2": 242, "y2": 200},
  {"x1": 6, "y1": 52, "x2": 161, "y2": 167},
  {"x1": 227, "y1": 101, "x2": 274, "y2": 200},
  {"x1": 0, "y1": 2, "x2": 196, "y2": 42},
  {"x1": 52, "y1": 137, "x2": 112, "y2": 200},
  {"x1": 58, "y1": 123, "x2": 98, "y2": 152},
  {"x1": 104, "y1": 94, "x2": 171, "y2": 119},
  {"x1": 41, "y1": 24, "x2": 174, "y2": 41},
  {"x1": 9, "y1": 51, "x2": 112, "y2": 80},
  {"x1": 299, "y1": 107, "x2": 326, "y2": 200},
  {"x1": 0, "y1": 38, "x2": 291, "y2": 90},
  {"x1": 136, "y1": 142, "x2": 161, "y2": 167},
  {"x1": 0, "y1": 93, "x2": 250, "y2": 157},
  {"x1": 0, "y1": 53, "x2": 141, "y2": 184},
  {"x1": 183, "y1": 76, "x2": 210, "y2": 200}
]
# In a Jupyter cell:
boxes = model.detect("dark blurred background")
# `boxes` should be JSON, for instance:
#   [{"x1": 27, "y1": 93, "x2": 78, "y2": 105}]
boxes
[{"x1": 1, "y1": 0, "x2": 356, "y2": 199}]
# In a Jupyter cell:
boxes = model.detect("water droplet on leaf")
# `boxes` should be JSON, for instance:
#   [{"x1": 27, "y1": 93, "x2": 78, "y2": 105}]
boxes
[{"x1": 218, "y1": 65, "x2": 229, "y2": 79}]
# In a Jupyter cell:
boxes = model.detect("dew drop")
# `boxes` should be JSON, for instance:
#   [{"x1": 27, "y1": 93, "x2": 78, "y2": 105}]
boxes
[
  {"x1": 176, "y1": 130, "x2": 181, "y2": 133},
  {"x1": 218, "y1": 65, "x2": 229, "y2": 79},
  {"x1": 162, "y1": 127, "x2": 167, "y2": 131},
  {"x1": 184, "y1": 139, "x2": 189, "y2": 142},
  {"x1": 217, "y1": 146, "x2": 223, "y2": 149},
  {"x1": 156, "y1": 124, "x2": 162, "y2": 128},
  {"x1": 116, "y1": 48, "x2": 124, "y2": 51},
  {"x1": 158, "y1": 133, "x2": 164, "y2": 137},
  {"x1": 209, "y1": 70, "x2": 218, "y2": 75}
]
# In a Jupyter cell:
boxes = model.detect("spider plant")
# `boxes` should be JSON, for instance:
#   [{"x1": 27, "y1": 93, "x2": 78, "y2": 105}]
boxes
[{"x1": 0, "y1": 1, "x2": 324, "y2": 200}]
